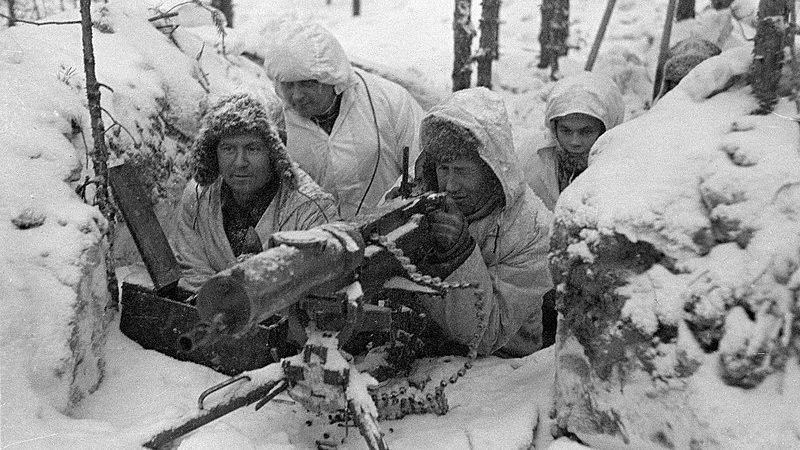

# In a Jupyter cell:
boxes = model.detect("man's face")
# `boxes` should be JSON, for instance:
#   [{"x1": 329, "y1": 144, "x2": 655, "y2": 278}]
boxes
[
  {"x1": 216, "y1": 132, "x2": 272, "y2": 203},
  {"x1": 276, "y1": 80, "x2": 337, "y2": 118},
  {"x1": 435, "y1": 155, "x2": 495, "y2": 217},
  {"x1": 554, "y1": 113, "x2": 605, "y2": 155}
]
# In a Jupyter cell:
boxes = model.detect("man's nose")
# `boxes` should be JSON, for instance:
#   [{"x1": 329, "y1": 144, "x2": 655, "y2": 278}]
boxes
[
  {"x1": 443, "y1": 173, "x2": 459, "y2": 193},
  {"x1": 288, "y1": 85, "x2": 305, "y2": 101},
  {"x1": 233, "y1": 148, "x2": 249, "y2": 166}
]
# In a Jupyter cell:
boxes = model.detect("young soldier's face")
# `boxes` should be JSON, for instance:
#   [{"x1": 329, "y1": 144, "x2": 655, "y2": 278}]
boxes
[
  {"x1": 435, "y1": 155, "x2": 495, "y2": 217},
  {"x1": 276, "y1": 80, "x2": 337, "y2": 118},
  {"x1": 216, "y1": 132, "x2": 272, "y2": 203},
  {"x1": 554, "y1": 113, "x2": 605, "y2": 155}
]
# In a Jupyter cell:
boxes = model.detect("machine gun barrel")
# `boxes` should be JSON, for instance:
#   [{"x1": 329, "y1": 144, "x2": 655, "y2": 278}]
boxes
[
  {"x1": 183, "y1": 192, "x2": 445, "y2": 348},
  {"x1": 194, "y1": 223, "x2": 365, "y2": 339}
]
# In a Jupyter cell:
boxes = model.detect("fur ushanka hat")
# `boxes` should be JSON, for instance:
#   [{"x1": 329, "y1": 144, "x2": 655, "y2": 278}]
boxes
[
  {"x1": 419, "y1": 115, "x2": 484, "y2": 189},
  {"x1": 192, "y1": 93, "x2": 292, "y2": 186}
]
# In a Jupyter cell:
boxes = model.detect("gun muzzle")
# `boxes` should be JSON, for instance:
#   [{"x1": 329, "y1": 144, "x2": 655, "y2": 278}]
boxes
[{"x1": 177, "y1": 312, "x2": 233, "y2": 353}]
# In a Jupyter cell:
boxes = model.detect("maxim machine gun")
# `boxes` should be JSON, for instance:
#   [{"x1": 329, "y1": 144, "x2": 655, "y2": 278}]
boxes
[{"x1": 110, "y1": 160, "x2": 487, "y2": 450}]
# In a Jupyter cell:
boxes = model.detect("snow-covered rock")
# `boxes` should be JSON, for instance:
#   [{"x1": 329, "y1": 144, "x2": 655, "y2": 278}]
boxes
[{"x1": 550, "y1": 45, "x2": 800, "y2": 449}]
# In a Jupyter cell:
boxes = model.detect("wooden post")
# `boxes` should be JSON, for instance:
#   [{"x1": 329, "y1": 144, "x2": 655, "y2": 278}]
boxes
[
  {"x1": 652, "y1": 0, "x2": 679, "y2": 101},
  {"x1": 353, "y1": 0, "x2": 360, "y2": 16},
  {"x1": 452, "y1": 0, "x2": 474, "y2": 91},
  {"x1": 477, "y1": 0, "x2": 501, "y2": 88},
  {"x1": 584, "y1": 0, "x2": 617, "y2": 71}
]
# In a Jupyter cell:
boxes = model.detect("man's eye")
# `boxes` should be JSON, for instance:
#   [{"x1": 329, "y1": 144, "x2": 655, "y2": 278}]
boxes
[{"x1": 246, "y1": 145, "x2": 267, "y2": 153}]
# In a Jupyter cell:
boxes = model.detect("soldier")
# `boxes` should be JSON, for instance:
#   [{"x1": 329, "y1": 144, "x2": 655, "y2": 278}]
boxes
[
  {"x1": 524, "y1": 71, "x2": 625, "y2": 211},
  {"x1": 415, "y1": 87, "x2": 553, "y2": 357},
  {"x1": 171, "y1": 93, "x2": 339, "y2": 292},
  {"x1": 262, "y1": 21, "x2": 424, "y2": 219},
  {"x1": 659, "y1": 38, "x2": 722, "y2": 98}
]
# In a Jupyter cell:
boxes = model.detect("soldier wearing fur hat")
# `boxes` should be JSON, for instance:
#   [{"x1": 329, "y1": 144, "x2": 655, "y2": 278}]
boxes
[
  {"x1": 262, "y1": 21, "x2": 424, "y2": 219},
  {"x1": 413, "y1": 87, "x2": 553, "y2": 357},
  {"x1": 171, "y1": 93, "x2": 339, "y2": 292}
]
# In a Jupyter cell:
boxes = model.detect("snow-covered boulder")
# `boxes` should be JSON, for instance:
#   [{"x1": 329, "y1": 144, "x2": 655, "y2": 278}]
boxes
[{"x1": 550, "y1": 45, "x2": 800, "y2": 449}]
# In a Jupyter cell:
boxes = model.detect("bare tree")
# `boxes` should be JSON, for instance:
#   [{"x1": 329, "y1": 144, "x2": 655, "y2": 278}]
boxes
[
  {"x1": 750, "y1": 0, "x2": 792, "y2": 114},
  {"x1": 676, "y1": 0, "x2": 695, "y2": 21},
  {"x1": 537, "y1": 0, "x2": 568, "y2": 79},
  {"x1": 452, "y1": 0, "x2": 473, "y2": 91},
  {"x1": 476, "y1": 0, "x2": 500, "y2": 88},
  {"x1": 79, "y1": 0, "x2": 116, "y2": 297},
  {"x1": 6, "y1": 0, "x2": 17, "y2": 26}
]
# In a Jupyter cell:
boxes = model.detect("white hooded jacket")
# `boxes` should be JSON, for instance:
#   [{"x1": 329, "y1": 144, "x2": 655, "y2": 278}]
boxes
[
  {"x1": 171, "y1": 166, "x2": 339, "y2": 292},
  {"x1": 525, "y1": 71, "x2": 625, "y2": 210},
  {"x1": 263, "y1": 22, "x2": 424, "y2": 219},
  {"x1": 418, "y1": 88, "x2": 554, "y2": 357}
]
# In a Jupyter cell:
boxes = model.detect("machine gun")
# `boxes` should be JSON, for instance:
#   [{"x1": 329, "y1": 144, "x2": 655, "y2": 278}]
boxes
[{"x1": 141, "y1": 190, "x2": 486, "y2": 450}]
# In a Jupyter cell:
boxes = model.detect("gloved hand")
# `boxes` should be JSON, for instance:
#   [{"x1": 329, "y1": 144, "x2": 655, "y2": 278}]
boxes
[{"x1": 424, "y1": 196, "x2": 475, "y2": 278}]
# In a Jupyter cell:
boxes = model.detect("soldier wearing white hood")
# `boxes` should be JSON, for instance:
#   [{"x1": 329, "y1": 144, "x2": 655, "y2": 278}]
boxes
[
  {"x1": 416, "y1": 87, "x2": 553, "y2": 357},
  {"x1": 526, "y1": 71, "x2": 625, "y2": 210},
  {"x1": 262, "y1": 21, "x2": 424, "y2": 219}
]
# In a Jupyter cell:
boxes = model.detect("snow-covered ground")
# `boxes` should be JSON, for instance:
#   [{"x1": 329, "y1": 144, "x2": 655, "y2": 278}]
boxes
[{"x1": 0, "y1": 0, "x2": 777, "y2": 449}]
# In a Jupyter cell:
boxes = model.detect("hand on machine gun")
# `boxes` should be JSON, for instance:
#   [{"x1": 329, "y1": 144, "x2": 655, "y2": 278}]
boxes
[{"x1": 422, "y1": 195, "x2": 475, "y2": 280}]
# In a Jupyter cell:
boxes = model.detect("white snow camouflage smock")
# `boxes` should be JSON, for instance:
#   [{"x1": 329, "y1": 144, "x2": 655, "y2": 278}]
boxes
[
  {"x1": 524, "y1": 71, "x2": 624, "y2": 210},
  {"x1": 171, "y1": 165, "x2": 339, "y2": 292},
  {"x1": 419, "y1": 88, "x2": 554, "y2": 357},
  {"x1": 263, "y1": 22, "x2": 424, "y2": 219}
]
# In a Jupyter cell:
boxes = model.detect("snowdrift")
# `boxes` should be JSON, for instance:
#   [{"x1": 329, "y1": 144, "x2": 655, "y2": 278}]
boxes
[
  {"x1": 550, "y1": 44, "x2": 800, "y2": 449},
  {"x1": 0, "y1": 1, "x2": 273, "y2": 447}
]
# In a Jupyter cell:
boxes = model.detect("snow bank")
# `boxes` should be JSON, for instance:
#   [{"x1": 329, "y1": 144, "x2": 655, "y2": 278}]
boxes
[
  {"x1": 551, "y1": 44, "x2": 800, "y2": 449},
  {"x1": 0, "y1": 1, "x2": 275, "y2": 447}
]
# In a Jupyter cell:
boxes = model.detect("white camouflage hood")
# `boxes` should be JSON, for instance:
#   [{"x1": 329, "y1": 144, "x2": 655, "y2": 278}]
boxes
[
  {"x1": 421, "y1": 87, "x2": 524, "y2": 209},
  {"x1": 262, "y1": 21, "x2": 356, "y2": 95},
  {"x1": 544, "y1": 71, "x2": 625, "y2": 136}
]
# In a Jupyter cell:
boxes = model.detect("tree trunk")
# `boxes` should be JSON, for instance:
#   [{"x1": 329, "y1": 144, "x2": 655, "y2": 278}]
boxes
[
  {"x1": 676, "y1": 0, "x2": 695, "y2": 21},
  {"x1": 477, "y1": 0, "x2": 500, "y2": 88},
  {"x1": 211, "y1": 0, "x2": 233, "y2": 27},
  {"x1": 584, "y1": 0, "x2": 617, "y2": 71},
  {"x1": 749, "y1": 0, "x2": 792, "y2": 114},
  {"x1": 537, "y1": 0, "x2": 569, "y2": 78},
  {"x1": 79, "y1": 0, "x2": 117, "y2": 298},
  {"x1": 31, "y1": 0, "x2": 41, "y2": 19},
  {"x1": 353, "y1": 0, "x2": 360, "y2": 16},
  {"x1": 452, "y1": 0, "x2": 474, "y2": 91},
  {"x1": 7, "y1": 0, "x2": 16, "y2": 26},
  {"x1": 651, "y1": 0, "x2": 678, "y2": 100}
]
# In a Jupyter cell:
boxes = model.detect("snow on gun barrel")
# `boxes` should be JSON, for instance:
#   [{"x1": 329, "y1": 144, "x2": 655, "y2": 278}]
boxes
[{"x1": 178, "y1": 192, "x2": 447, "y2": 352}]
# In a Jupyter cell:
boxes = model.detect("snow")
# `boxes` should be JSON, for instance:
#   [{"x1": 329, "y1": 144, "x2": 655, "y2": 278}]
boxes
[{"x1": 1, "y1": 0, "x2": 792, "y2": 449}]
